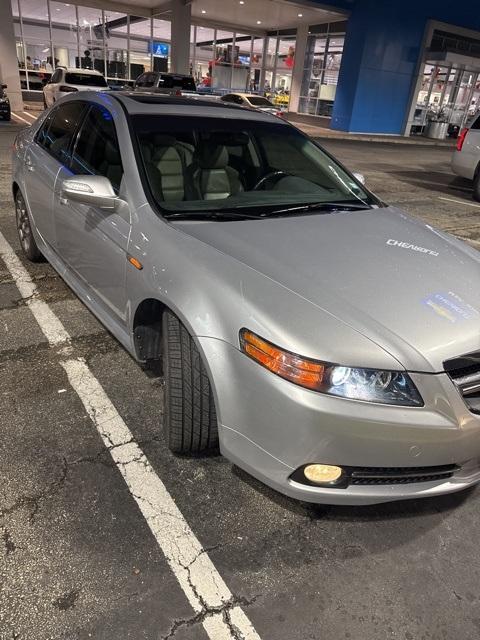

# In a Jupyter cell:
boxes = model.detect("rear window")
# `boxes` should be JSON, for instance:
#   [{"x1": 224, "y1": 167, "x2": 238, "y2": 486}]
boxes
[
  {"x1": 159, "y1": 75, "x2": 196, "y2": 91},
  {"x1": 247, "y1": 97, "x2": 274, "y2": 107},
  {"x1": 65, "y1": 73, "x2": 108, "y2": 87}
]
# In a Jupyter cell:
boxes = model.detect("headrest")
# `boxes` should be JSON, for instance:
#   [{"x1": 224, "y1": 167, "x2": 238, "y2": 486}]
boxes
[{"x1": 196, "y1": 144, "x2": 229, "y2": 170}]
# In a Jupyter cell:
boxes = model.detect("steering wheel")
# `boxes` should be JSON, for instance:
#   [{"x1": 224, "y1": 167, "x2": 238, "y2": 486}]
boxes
[{"x1": 253, "y1": 170, "x2": 291, "y2": 191}]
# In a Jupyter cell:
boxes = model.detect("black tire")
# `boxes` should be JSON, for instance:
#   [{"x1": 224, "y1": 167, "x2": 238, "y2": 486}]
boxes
[
  {"x1": 15, "y1": 191, "x2": 43, "y2": 262},
  {"x1": 162, "y1": 311, "x2": 218, "y2": 454},
  {"x1": 473, "y1": 168, "x2": 480, "y2": 202}
]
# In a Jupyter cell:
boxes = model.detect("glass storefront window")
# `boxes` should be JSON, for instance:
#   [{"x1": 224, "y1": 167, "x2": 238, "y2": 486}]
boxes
[
  {"x1": 299, "y1": 28, "x2": 344, "y2": 118},
  {"x1": 194, "y1": 26, "x2": 215, "y2": 90},
  {"x1": 152, "y1": 19, "x2": 171, "y2": 72},
  {"x1": 129, "y1": 16, "x2": 152, "y2": 79},
  {"x1": 77, "y1": 7, "x2": 104, "y2": 73},
  {"x1": 50, "y1": 2, "x2": 79, "y2": 70},
  {"x1": 104, "y1": 11, "x2": 128, "y2": 80}
]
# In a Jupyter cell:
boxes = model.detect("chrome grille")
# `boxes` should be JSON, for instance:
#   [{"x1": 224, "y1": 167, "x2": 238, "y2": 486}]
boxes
[{"x1": 444, "y1": 351, "x2": 480, "y2": 414}]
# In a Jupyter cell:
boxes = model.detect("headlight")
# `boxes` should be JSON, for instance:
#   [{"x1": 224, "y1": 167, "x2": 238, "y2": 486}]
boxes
[
  {"x1": 239, "y1": 329, "x2": 423, "y2": 407},
  {"x1": 0, "y1": 97, "x2": 9, "y2": 103}
]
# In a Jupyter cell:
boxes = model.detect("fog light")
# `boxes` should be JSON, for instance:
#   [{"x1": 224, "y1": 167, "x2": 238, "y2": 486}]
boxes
[{"x1": 304, "y1": 464, "x2": 343, "y2": 485}]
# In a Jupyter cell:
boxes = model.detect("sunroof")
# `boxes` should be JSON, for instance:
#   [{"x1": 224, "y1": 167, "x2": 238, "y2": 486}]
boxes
[{"x1": 117, "y1": 92, "x2": 243, "y2": 109}]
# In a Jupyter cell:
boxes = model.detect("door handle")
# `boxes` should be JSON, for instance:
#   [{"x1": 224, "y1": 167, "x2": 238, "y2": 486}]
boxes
[{"x1": 60, "y1": 197, "x2": 69, "y2": 206}]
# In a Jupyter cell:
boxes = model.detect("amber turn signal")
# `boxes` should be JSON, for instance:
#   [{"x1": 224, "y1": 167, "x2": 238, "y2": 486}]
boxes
[{"x1": 239, "y1": 329, "x2": 325, "y2": 390}]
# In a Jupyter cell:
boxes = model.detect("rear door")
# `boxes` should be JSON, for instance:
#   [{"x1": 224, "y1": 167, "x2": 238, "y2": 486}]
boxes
[
  {"x1": 44, "y1": 69, "x2": 62, "y2": 106},
  {"x1": 54, "y1": 102, "x2": 130, "y2": 324},
  {"x1": 23, "y1": 101, "x2": 87, "y2": 251}
]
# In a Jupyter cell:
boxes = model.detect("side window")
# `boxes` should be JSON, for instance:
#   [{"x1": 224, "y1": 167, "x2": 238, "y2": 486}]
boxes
[
  {"x1": 37, "y1": 101, "x2": 86, "y2": 165},
  {"x1": 222, "y1": 95, "x2": 235, "y2": 104},
  {"x1": 472, "y1": 115, "x2": 480, "y2": 130},
  {"x1": 71, "y1": 104, "x2": 124, "y2": 193},
  {"x1": 51, "y1": 69, "x2": 62, "y2": 83},
  {"x1": 144, "y1": 73, "x2": 156, "y2": 88}
]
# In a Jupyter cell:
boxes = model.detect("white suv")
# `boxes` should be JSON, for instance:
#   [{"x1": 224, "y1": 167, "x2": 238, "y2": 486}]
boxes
[
  {"x1": 451, "y1": 115, "x2": 480, "y2": 200},
  {"x1": 43, "y1": 68, "x2": 108, "y2": 108}
]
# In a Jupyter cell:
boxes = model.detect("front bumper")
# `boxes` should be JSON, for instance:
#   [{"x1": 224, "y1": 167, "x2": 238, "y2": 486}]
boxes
[{"x1": 199, "y1": 337, "x2": 480, "y2": 505}]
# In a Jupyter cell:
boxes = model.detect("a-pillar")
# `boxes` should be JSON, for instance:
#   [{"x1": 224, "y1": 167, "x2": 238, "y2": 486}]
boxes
[
  {"x1": 170, "y1": 0, "x2": 191, "y2": 76},
  {"x1": 0, "y1": 0, "x2": 23, "y2": 111},
  {"x1": 289, "y1": 24, "x2": 309, "y2": 114}
]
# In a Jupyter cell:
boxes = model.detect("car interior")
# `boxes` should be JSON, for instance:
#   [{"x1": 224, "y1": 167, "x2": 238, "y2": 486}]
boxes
[{"x1": 136, "y1": 126, "x2": 363, "y2": 210}]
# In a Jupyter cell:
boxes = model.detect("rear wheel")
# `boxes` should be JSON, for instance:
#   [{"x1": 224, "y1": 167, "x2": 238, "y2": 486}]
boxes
[
  {"x1": 162, "y1": 311, "x2": 219, "y2": 454},
  {"x1": 15, "y1": 191, "x2": 43, "y2": 262}
]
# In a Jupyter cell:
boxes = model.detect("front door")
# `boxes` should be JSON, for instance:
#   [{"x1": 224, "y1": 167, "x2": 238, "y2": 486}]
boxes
[
  {"x1": 54, "y1": 103, "x2": 130, "y2": 326},
  {"x1": 23, "y1": 101, "x2": 87, "y2": 251}
]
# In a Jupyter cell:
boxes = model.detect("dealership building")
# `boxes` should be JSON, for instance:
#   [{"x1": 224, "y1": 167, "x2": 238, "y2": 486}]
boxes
[{"x1": 0, "y1": 0, "x2": 479, "y2": 136}]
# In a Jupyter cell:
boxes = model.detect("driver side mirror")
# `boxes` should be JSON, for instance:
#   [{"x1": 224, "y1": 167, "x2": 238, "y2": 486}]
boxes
[
  {"x1": 353, "y1": 172, "x2": 366, "y2": 185},
  {"x1": 61, "y1": 175, "x2": 120, "y2": 210}
]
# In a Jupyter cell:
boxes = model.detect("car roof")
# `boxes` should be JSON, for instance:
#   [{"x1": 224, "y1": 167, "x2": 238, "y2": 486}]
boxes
[
  {"x1": 69, "y1": 91, "x2": 291, "y2": 124},
  {"x1": 226, "y1": 93, "x2": 270, "y2": 100},
  {"x1": 62, "y1": 68, "x2": 104, "y2": 76}
]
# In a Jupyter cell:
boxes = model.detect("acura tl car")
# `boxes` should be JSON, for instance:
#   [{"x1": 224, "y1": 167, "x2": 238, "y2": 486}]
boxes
[{"x1": 12, "y1": 92, "x2": 480, "y2": 505}]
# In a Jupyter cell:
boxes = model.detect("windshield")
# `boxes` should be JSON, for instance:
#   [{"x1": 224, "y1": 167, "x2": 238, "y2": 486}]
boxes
[
  {"x1": 247, "y1": 96, "x2": 274, "y2": 107},
  {"x1": 133, "y1": 115, "x2": 378, "y2": 216},
  {"x1": 65, "y1": 73, "x2": 108, "y2": 87}
]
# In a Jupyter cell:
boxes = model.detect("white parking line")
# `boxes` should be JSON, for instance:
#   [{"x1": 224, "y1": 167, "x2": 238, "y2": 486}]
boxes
[
  {"x1": 0, "y1": 230, "x2": 261, "y2": 640},
  {"x1": 11, "y1": 112, "x2": 32, "y2": 125},
  {"x1": 438, "y1": 196, "x2": 480, "y2": 208},
  {"x1": 22, "y1": 111, "x2": 38, "y2": 122}
]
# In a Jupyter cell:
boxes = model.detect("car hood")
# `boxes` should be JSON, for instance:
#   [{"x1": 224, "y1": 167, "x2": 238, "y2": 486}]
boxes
[{"x1": 176, "y1": 206, "x2": 480, "y2": 372}]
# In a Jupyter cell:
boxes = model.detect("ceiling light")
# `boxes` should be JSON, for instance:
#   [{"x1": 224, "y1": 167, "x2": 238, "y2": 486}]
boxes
[
  {"x1": 201, "y1": 9, "x2": 206, "y2": 13},
  {"x1": 239, "y1": 0, "x2": 245, "y2": 3},
  {"x1": 298, "y1": 13, "x2": 303, "y2": 17},
  {"x1": 256, "y1": 20, "x2": 261, "y2": 24}
]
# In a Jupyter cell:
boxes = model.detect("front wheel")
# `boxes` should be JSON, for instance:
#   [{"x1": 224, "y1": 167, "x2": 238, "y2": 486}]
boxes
[
  {"x1": 473, "y1": 169, "x2": 480, "y2": 202},
  {"x1": 15, "y1": 191, "x2": 43, "y2": 262},
  {"x1": 162, "y1": 311, "x2": 219, "y2": 454}
]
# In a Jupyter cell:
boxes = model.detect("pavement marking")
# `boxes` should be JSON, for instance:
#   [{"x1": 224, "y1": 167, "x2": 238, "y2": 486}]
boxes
[
  {"x1": 11, "y1": 112, "x2": 32, "y2": 125},
  {"x1": 0, "y1": 230, "x2": 261, "y2": 640},
  {"x1": 438, "y1": 196, "x2": 480, "y2": 208},
  {"x1": 22, "y1": 111, "x2": 38, "y2": 122}
]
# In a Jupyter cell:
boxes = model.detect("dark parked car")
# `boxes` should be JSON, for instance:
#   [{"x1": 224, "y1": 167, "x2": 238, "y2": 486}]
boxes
[
  {"x1": 134, "y1": 72, "x2": 196, "y2": 95},
  {"x1": 0, "y1": 84, "x2": 11, "y2": 121}
]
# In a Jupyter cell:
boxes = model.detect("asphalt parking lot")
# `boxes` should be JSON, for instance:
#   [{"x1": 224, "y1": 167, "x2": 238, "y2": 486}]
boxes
[{"x1": 1, "y1": 120, "x2": 480, "y2": 640}]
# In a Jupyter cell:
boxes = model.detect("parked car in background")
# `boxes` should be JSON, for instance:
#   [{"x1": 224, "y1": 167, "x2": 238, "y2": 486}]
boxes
[
  {"x1": 43, "y1": 68, "x2": 108, "y2": 108},
  {"x1": 134, "y1": 72, "x2": 196, "y2": 95},
  {"x1": 220, "y1": 93, "x2": 285, "y2": 117},
  {"x1": 0, "y1": 84, "x2": 11, "y2": 121},
  {"x1": 451, "y1": 114, "x2": 480, "y2": 200},
  {"x1": 11, "y1": 91, "x2": 480, "y2": 506}
]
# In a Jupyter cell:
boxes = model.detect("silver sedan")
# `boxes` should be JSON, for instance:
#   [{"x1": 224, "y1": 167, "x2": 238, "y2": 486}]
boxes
[{"x1": 12, "y1": 91, "x2": 480, "y2": 505}]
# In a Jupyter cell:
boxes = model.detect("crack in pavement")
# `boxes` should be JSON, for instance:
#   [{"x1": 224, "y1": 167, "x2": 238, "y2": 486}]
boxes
[
  {"x1": 0, "y1": 458, "x2": 69, "y2": 523},
  {"x1": 162, "y1": 594, "x2": 259, "y2": 640}
]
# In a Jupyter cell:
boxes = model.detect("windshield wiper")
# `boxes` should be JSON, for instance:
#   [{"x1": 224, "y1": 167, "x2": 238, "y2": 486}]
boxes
[
  {"x1": 164, "y1": 210, "x2": 264, "y2": 221},
  {"x1": 263, "y1": 201, "x2": 372, "y2": 217}
]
